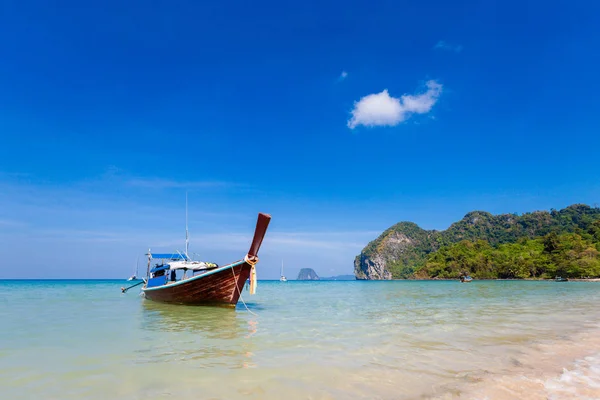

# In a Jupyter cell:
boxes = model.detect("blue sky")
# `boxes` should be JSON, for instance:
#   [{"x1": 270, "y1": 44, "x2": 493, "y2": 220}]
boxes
[{"x1": 1, "y1": 0, "x2": 599, "y2": 279}]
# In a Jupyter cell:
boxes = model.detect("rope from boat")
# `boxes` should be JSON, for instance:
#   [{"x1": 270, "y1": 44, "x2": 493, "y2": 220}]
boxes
[
  {"x1": 231, "y1": 261, "x2": 257, "y2": 316},
  {"x1": 244, "y1": 255, "x2": 258, "y2": 295},
  {"x1": 244, "y1": 254, "x2": 259, "y2": 266}
]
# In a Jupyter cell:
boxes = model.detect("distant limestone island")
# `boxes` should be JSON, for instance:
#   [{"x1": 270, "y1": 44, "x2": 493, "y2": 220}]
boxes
[
  {"x1": 354, "y1": 204, "x2": 600, "y2": 280},
  {"x1": 296, "y1": 268, "x2": 355, "y2": 281},
  {"x1": 297, "y1": 268, "x2": 319, "y2": 280}
]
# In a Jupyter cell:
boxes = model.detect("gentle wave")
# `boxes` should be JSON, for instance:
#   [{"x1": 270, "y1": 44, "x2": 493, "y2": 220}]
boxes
[
  {"x1": 545, "y1": 352, "x2": 600, "y2": 399},
  {"x1": 447, "y1": 326, "x2": 600, "y2": 400}
]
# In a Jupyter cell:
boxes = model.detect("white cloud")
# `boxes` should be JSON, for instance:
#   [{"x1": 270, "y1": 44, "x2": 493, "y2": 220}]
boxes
[
  {"x1": 0, "y1": 175, "x2": 379, "y2": 279},
  {"x1": 158, "y1": 230, "x2": 381, "y2": 253},
  {"x1": 126, "y1": 178, "x2": 234, "y2": 189},
  {"x1": 347, "y1": 80, "x2": 443, "y2": 129},
  {"x1": 434, "y1": 40, "x2": 463, "y2": 53},
  {"x1": 0, "y1": 219, "x2": 27, "y2": 228},
  {"x1": 338, "y1": 71, "x2": 348, "y2": 82}
]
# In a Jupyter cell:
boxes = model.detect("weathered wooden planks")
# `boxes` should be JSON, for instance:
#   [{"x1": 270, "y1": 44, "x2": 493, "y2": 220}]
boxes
[{"x1": 142, "y1": 262, "x2": 252, "y2": 306}]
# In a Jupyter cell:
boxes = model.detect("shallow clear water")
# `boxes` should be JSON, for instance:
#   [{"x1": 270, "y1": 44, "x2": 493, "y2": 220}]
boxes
[{"x1": 1, "y1": 280, "x2": 599, "y2": 399}]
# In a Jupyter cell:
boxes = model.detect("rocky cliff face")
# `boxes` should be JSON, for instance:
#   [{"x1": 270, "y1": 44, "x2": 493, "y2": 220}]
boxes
[
  {"x1": 353, "y1": 252, "x2": 392, "y2": 280},
  {"x1": 297, "y1": 268, "x2": 319, "y2": 280},
  {"x1": 354, "y1": 222, "x2": 436, "y2": 280}
]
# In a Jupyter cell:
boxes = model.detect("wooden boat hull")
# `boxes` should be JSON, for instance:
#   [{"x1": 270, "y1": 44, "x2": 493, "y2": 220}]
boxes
[{"x1": 141, "y1": 261, "x2": 252, "y2": 306}]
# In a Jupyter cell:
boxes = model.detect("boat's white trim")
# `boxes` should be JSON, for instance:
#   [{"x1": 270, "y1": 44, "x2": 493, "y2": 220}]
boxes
[
  {"x1": 142, "y1": 260, "x2": 246, "y2": 292},
  {"x1": 168, "y1": 260, "x2": 216, "y2": 271}
]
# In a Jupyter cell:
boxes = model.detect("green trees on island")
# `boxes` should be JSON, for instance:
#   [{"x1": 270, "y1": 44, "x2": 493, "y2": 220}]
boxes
[
  {"x1": 415, "y1": 232, "x2": 600, "y2": 279},
  {"x1": 415, "y1": 205, "x2": 600, "y2": 279},
  {"x1": 356, "y1": 204, "x2": 600, "y2": 279}
]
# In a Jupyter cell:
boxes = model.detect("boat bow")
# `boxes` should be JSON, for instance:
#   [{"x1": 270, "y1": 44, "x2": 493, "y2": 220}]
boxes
[{"x1": 245, "y1": 212, "x2": 271, "y2": 295}]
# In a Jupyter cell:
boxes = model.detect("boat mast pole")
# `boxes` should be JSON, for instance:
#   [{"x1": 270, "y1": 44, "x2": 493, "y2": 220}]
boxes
[
  {"x1": 185, "y1": 192, "x2": 189, "y2": 260},
  {"x1": 146, "y1": 248, "x2": 151, "y2": 279}
]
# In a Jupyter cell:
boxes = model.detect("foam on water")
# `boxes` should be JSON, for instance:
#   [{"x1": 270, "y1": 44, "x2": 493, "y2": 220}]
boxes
[
  {"x1": 544, "y1": 352, "x2": 600, "y2": 399},
  {"x1": 448, "y1": 324, "x2": 600, "y2": 400},
  {"x1": 466, "y1": 352, "x2": 600, "y2": 400}
]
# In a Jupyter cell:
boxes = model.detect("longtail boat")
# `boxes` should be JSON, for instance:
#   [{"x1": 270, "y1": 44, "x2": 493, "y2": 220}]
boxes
[{"x1": 140, "y1": 212, "x2": 271, "y2": 306}]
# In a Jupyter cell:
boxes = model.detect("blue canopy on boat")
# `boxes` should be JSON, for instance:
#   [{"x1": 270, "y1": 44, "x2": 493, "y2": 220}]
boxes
[
  {"x1": 148, "y1": 253, "x2": 189, "y2": 260},
  {"x1": 150, "y1": 264, "x2": 170, "y2": 273}
]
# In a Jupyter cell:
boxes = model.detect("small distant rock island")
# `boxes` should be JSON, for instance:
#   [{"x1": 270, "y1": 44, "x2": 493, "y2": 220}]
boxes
[{"x1": 297, "y1": 268, "x2": 319, "y2": 280}]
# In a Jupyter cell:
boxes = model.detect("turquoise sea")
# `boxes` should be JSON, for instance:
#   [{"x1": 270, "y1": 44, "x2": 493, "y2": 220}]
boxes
[{"x1": 1, "y1": 280, "x2": 600, "y2": 399}]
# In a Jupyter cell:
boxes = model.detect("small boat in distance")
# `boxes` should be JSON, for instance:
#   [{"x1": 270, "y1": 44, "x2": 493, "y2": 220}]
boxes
[
  {"x1": 140, "y1": 209, "x2": 271, "y2": 306},
  {"x1": 460, "y1": 275, "x2": 473, "y2": 283},
  {"x1": 555, "y1": 276, "x2": 569, "y2": 282},
  {"x1": 280, "y1": 260, "x2": 287, "y2": 282},
  {"x1": 127, "y1": 256, "x2": 140, "y2": 281}
]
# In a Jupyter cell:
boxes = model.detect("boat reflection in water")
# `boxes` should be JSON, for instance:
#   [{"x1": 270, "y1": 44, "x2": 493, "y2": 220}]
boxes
[
  {"x1": 141, "y1": 301, "x2": 255, "y2": 336},
  {"x1": 139, "y1": 302, "x2": 259, "y2": 368}
]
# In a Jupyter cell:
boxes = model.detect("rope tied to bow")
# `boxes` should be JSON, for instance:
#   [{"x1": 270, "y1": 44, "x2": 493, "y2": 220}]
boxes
[{"x1": 244, "y1": 254, "x2": 259, "y2": 295}]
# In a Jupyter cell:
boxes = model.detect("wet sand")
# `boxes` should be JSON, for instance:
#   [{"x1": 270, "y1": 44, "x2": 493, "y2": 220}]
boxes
[{"x1": 436, "y1": 324, "x2": 600, "y2": 399}]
